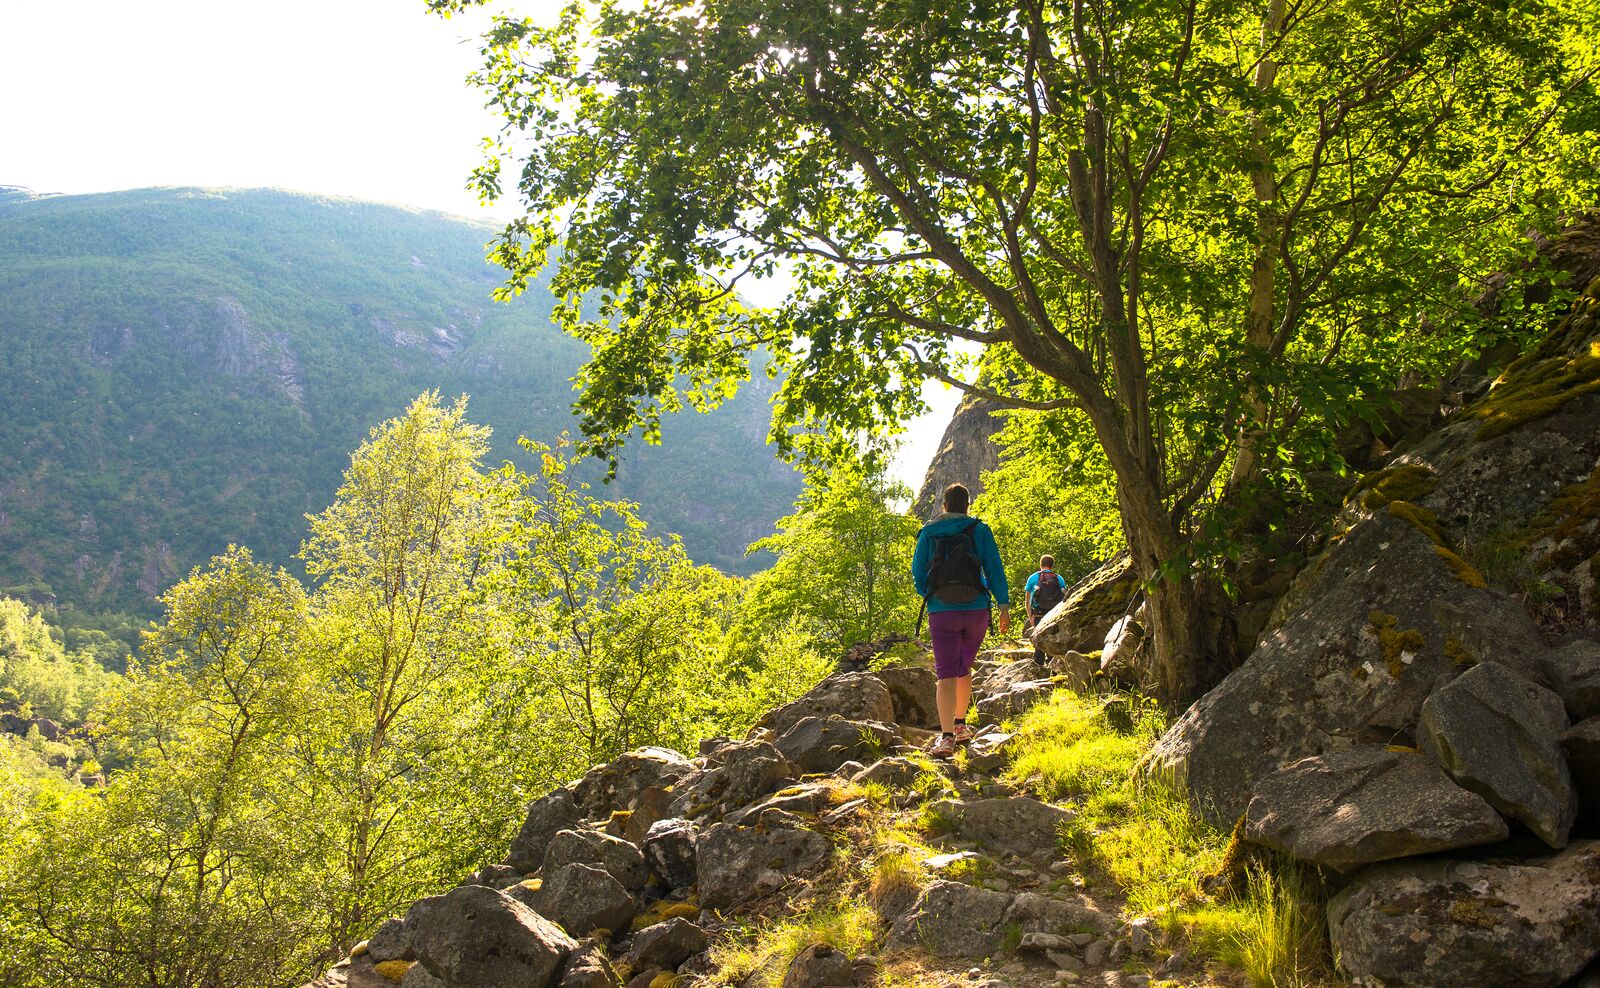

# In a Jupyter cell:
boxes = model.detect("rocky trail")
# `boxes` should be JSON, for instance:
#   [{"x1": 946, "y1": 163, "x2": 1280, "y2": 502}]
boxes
[{"x1": 309, "y1": 646, "x2": 1238, "y2": 988}]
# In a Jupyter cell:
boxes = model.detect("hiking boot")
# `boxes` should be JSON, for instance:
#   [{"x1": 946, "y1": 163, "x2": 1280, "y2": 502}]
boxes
[
  {"x1": 953, "y1": 723, "x2": 976, "y2": 745},
  {"x1": 929, "y1": 734, "x2": 958, "y2": 759}
]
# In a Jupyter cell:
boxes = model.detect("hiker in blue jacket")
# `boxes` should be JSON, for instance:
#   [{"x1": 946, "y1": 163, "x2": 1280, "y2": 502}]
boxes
[
  {"x1": 1024, "y1": 554, "x2": 1067, "y2": 666},
  {"x1": 912, "y1": 483, "x2": 1010, "y2": 759}
]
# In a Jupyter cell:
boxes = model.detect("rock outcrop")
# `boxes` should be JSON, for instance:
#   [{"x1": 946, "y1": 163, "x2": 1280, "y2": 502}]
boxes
[
  {"x1": 1328, "y1": 842, "x2": 1600, "y2": 988},
  {"x1": 913, "y1": 395, "x2": 1005, "y2": 520}
]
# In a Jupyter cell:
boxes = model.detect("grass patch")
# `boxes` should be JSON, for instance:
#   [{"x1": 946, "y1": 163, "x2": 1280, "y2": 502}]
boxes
[
  {"x1": 1004, "y1": 690, "x2": 1333, "y2": 986},
  {"x1": 708, "y1": 901, "x2": 880, "y2": 987}
]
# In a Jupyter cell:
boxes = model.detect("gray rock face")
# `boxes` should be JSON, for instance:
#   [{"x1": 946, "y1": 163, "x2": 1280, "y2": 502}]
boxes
[
  {"x1": 761, "y1": 672, "x2": 897, "y2": 735},
  {"x1": 1419, "y1": 661, "x2": 1575, "y2": 848},
  {"x1": 401, "y1": 964, "x2": 446, "y2": 988},
  {"x1": 1031, "y1": 555, "x2": 1137, "y2": 657},
  {"x1": 1147, "y1": 512, "x2": 1504, "y2": 826},
  {"x1": 975, "y1": 680, "x2": 1055, "y2": 723},
  {"x1": 641, "y1": 818, "x2": 697, "y2": 891},
  {"x1": 781, "y1": 944, "x2": 856, "y2": 988},
  {"x1": 532, "y1": 863, "x2": 638, "y2": 938},
  {"x1": 543, "y1": 830, "x2": 648, "y2": 892},
  {"x1": 695, "y1": 821, "x2": 832, "y2": 910},
  {"x1": 365, "y1": 917, "x2": 411, "y2": 963},
  {"x1": 558, "y1": 940, "x2": 619, "y2": 988},
  {"x1": 875, "y1": 666, "x2": 938, "y2": 730},
  {"x1": 625, "y1": 918, "x2": 707, "y2": 971},
  {"x1": 1005, "y1": 891, "x2": 1116, "y2": 935},
  {"x1": 1545, "y1": 639, "x2": 1600, "y2": 721},
  {"x1": 886, "y1": 880, "x2": 1013, "y2": 956},
  {"x1": 774, "y1": 716, "x2": 901, "y2": 774},
  {"x1": 508, "y1": 787, "x2": 586, "y2": 873},
  {"x1": 1563, "y1": 716, "x2": 1600, "y2": 821},
  {"x1": 1429, "y1": 594, "x2": 1551, "y2": 685},
  {"x1": 927, "y1": 797, "x2": 1074, "y2": 855},
  {"x1": 853, "y1": 756, "x2": 929, "y2": 790},
  {"x1": 404, "y1": 885, "x2": 576, "y2": 988},
  {"x1": 460, "y1": 864, "x2": 524, "y2": 890},
  {"x1": 1328, "y1": 841, "x2": 1600, "y2": 988},
  {"x1": 723, "y1": 783, "x2": 831, "y2": 826},
  {"x1": 668, "y1": 740, "x2": 796, "y2": 820},
  {"x1": 571, "y1": 747, "x2": 694, "y2": 820},
  {"x1": 1244, "y1": 747, "x2": 1508, "y2": 871}
]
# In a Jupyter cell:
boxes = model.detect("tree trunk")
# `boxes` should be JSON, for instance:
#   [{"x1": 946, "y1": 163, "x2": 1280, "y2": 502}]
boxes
[{"x1": 1116, "y1": 481, "x2": 1203, "y2": 707}]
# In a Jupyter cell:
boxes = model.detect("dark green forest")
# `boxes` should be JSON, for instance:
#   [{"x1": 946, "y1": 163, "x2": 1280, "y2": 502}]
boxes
[{"x1": 0, "y1": 185, "x2": 801, "y2": 618}]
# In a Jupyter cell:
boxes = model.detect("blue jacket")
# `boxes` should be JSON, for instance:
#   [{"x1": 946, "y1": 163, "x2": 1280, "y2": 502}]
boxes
[
  {"x1": 912, "y1": 512, "x2": 1010, "y2": 613},
  {"x1": 1024, "y1": 570, "x2": 1065, "y2": 613}
]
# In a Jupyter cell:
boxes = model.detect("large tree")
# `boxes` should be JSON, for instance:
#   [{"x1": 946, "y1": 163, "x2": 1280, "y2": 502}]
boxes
[{"x1": 433, "y1": 0, "x2": 1597, "y2": 702}]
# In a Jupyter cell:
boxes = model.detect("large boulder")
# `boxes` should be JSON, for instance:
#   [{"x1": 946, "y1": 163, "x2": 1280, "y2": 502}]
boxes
[
  {"x1": 531, "y1": 863, "x2": 638, "y2": 938},
  {"x1": 640, "y1": 817, "x2": 697, "y2": 891},
  {"x1": 759, "y1": 672, "x2": 896, "y2": 735},
  {"x1": 1244, "y1": 746, "x2": 1508, "y2": 871},
  {"x1": 1545, "y1": 639, "x2": 1600, "y2": 721},
  {"x1": 571, "y1": 747, "x2": 694, "y2": 820},
  {"x1": 773, "y1": 716, "x2": 901, "y2": 774},
  {"x1": 695, "y1": 821, "x2": 832, "y2": 910},
  {"x1": 404, "y1": 885, "x2": 576, "y2": 988},
  {"x1": 667, "y1": 740, "x2": 797, "y2": 820},
  {"x1": 543, "y1": 830, "x2": 648, "y2": 892},
  {"x1": 781, "y1": 944, "x2": 856, "y2": 988},
  {"x1": 558, "y1": 940, "x2": 620, "y2": 988},
  {"x1": 625, "y1": 918, "x2": 708, "y2": 971},
  {"x1": 926, "y1": 797, "x2": 1073, "y2": 855},
  {"x1": 1004, "y1": 891, "x2": 1117, "y2": 935},
  {"x1": 508, "y1": 787, "x2": 586, "y2": 873},
  {"x1": 874, "y1": 666, "x2": 938, "y2": 729},
  {"x1": 1328, "y1": 841, "x2": 1600, "y2": 988},
  {"x1": 1147, "y1": 510, "x2": 1508, "y2": 826},
  {"x1": 365, "y1": 918, "x2": 412, "y2": 964},
  {"x1": 1419, "y1": 661, "x2": 1575, "y2": 848},
  {"x1": 886, "y1": 880, "x2": 1014, "y2": 956},
  {"x1": 1031, "y1": 555, "x2": 1137, "y2": 658}
]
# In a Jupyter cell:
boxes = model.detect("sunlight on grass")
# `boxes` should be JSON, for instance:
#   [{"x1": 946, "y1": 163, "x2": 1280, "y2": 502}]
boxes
[
  {"x1": 708, "y1": 901, "x2": 880, "y2": 988},
  {"x1": 1004, "y1": 690, "x2": 1332, "y2": 986}
]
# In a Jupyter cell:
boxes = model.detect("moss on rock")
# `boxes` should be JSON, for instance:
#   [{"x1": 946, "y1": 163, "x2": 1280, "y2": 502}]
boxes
[
  {"x1": 1470, "y1": 277, "x2": 1600, "y2": 441},
  {"x1": 374, "y1": 960, "x2": 414, "y2": 982},
  {"x1": 1368, "y1": 611, "x2": 1426, "y2": 678},
  {"x1": 1349, "y1": 465, "x2": 1439, "y2": 510}
]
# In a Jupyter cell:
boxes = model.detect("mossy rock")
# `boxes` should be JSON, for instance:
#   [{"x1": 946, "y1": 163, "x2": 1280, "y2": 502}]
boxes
[
  {"x1": 373, "y1": 960, "x2": 414, "y2": 982},
  {"x1": 629, "y1": 899, "x2": 699, "y2": 932},
  {"x1": 1349, "y1": 465, "x2": 1439, "y2": 510},
  {"x1": 1368, "y1": 611, "x2": 1426, "y2": 678},
  {"x1": 1469, "y1": 277, "x2": 1600, "y2": 441}
]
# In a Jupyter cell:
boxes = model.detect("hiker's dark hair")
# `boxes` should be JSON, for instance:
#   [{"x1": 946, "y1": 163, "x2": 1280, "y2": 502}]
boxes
[
  {"x1": 943, "y1": 484, "x2": 970, "y2": 513},
  {"x1": 1040, "y1": 554, "x2": 1055, "y2": 569}
]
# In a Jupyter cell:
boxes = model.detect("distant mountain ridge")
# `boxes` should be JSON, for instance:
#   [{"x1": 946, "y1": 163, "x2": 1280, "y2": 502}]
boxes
[{"x1": 0, "y1": 185, "x2": 800, "y2": 612}]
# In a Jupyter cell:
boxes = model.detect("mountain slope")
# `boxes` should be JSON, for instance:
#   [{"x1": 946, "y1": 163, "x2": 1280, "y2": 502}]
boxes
[{"x1": 0, "y1": 185, "x2": 799, "y2": 610}]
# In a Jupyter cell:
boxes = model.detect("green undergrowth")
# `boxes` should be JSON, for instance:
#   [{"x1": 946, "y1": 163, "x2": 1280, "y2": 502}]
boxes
[
  {"x1": 1004, "y1": 692, "x2": 1333, "y2": 987},
  {"x1": 708, "y1": 901, "x2": 880, "y2": 987}
]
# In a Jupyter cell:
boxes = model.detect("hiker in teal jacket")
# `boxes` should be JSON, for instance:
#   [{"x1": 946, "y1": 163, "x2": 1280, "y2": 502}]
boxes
[{"x1": 911, "y1": 483, "x2": 1010, "y2": 758}]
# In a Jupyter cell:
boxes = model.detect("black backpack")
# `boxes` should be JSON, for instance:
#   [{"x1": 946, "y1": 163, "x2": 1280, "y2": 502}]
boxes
[
  {"x1": 926, "y1": 519, "x2": 985, "y2": 605},
  {"x1": 1031, "y1": 571, "x2": 1065, "y2": 615}
]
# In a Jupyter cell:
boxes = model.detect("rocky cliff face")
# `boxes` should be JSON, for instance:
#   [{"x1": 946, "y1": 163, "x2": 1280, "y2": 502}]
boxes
[
  {"x1": 913, "y1": 396, "x2": 1004, "y2": 521},
  {"x1": 1146, "y1": 256, "x2": 1600, "y2": 984}
]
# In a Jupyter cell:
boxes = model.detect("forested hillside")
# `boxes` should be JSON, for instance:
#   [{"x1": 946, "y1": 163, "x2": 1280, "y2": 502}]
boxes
[{"x1": 0, "y1": 185, "x2": 800, "y2": 613}]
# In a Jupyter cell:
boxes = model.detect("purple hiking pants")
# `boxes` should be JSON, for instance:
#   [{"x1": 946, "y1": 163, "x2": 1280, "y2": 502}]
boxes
[{"x1": 929, "y1": 609, "x2": 990, "y2": 680}]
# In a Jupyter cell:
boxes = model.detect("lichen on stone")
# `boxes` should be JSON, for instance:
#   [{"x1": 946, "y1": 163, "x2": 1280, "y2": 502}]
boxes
[
  {"x1": 1368, "y1": 611, "x2": 1426, "y2": 678},
  {"x1": 1517, "y1": 465, "x2": 1600, "y2": 572}
]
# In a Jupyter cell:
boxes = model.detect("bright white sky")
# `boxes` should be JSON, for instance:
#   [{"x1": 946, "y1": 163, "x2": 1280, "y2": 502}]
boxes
[{"x1": 0, "y1": 0, "x2": 956, "y2": 495}]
